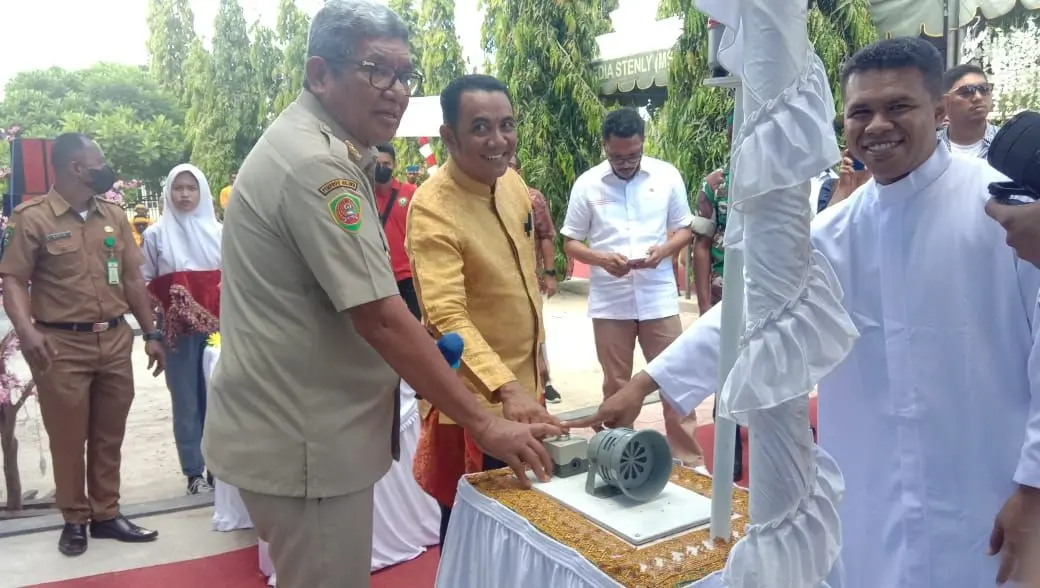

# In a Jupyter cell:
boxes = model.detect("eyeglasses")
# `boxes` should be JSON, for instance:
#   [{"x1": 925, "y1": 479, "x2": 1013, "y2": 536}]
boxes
[
  {"x1": 607, "y1": 151, "x2": 643, "y2": 166},
  {"x1": 952, "y1": 83, "x2": 993, "y2": 98},
  {"x1": 354, "y1": 60, "x2": 424, "y2": 95}
]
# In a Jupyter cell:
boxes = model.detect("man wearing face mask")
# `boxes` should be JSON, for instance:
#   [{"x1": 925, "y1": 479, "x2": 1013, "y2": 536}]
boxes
[
  {"x1": 373, "y1": 142, "x2": 420, "y2": 319},
  {"x1": 0, "y1": 132, "x2": 165, "y2": 556}
]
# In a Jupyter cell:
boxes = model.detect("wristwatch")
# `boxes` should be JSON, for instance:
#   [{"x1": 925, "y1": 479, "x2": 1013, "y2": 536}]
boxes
[
  {"x1": 541, "y1": 268, "x2": 557, "y2": 278},
  {"x1": 143, "y1": 330, "x2": 163, "y2": 342}
]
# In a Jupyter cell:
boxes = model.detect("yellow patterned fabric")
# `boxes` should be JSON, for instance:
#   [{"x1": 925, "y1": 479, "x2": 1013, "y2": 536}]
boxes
[
  {"x1": 407, "y1": 159, "x2": 544, "y2": 424},
  {"x1": 468, "y1": 468, "x2": 748, "y2": 587}
]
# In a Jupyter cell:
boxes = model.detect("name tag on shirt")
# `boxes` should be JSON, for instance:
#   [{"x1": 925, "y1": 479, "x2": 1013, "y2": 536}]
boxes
[{"x1": 45, "y1": 231, "x2": 71, "y2": 242}]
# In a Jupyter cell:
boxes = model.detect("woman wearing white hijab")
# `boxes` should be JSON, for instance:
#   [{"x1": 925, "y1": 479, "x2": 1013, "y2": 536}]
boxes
[{"x1": 141, "y1": 164, "x2": 222, "y2": 495}]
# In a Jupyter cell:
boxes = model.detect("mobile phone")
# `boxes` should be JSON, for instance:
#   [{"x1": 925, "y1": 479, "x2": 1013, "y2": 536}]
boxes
[
  {"x1": 851, "y1": 157, "x2": 866, "y2": 172},
  {"x1": 627, "y1": 258, "x2": 646, "y2": 267}
]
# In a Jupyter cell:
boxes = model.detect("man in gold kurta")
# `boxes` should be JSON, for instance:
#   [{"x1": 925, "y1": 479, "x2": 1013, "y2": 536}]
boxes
[{"x1": 407, "y1": 74, "x2": 561, "y2": 547}]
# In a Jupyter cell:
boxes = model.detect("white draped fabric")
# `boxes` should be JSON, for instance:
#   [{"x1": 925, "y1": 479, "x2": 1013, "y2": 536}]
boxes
[
  {"x1": 647, "y1": 148, "x2": 1040, "y2": 587},
  {"x1": 868, "y1": 0, "x2": 1040, "y2": 39},
  {"x1": 436, "y1": 476, "x2": 725, "y2": 588},
  {"x1": 202, "y1": 348, "x2": 441, "y2": 583},
  {"x1": 694, "y1": 0, "x2": 858, "y2": 586}
]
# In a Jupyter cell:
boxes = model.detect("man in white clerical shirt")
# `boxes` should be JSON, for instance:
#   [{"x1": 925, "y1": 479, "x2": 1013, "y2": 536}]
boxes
[{"x1": 568, "y1": 38, "x2": 1040, "y2": 587}]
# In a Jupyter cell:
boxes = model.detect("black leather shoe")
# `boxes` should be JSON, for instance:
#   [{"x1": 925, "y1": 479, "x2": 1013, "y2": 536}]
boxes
[
  {"x1": 89, "y1": 515, "x2": 158, "y2": 543},
  {"x1": 58, "y1": 523, "x2": 88, "y2": 556}
]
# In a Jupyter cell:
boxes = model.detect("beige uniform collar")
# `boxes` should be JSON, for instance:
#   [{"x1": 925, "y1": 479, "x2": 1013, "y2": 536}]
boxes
[
  {"x1": 45, "y1": 188, "x2": 101, "y2": 217},
  {"x1": 297, "y1": 90, "x2": 376, "y2": 171}
]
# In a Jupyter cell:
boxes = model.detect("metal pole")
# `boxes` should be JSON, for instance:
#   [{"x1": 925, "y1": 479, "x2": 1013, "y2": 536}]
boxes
[
  {"x1": 703, "y1": 77, "x2": 743, "y2": 541},
  {"x1": 946, "y1": 0, "x2": 961, "y2": 68}
]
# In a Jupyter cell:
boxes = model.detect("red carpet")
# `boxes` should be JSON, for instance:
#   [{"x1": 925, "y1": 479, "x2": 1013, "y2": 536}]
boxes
[
  {"x1": 29, "y1": 546, "x2": 441, "y2": 588},
  {"x1": 31, "y1": 399, "x2": 817, "y2": 587}
]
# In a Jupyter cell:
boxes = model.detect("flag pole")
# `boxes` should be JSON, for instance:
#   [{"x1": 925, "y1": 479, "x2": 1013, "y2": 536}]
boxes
[{"x1": 702, "y1": 74, "x2": 743, "y2": 542}]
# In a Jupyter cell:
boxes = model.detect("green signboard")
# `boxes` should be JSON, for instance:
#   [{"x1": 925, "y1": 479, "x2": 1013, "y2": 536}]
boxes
[{"x1": 596, "y1": 48, "x2": 672, "y2": 96}]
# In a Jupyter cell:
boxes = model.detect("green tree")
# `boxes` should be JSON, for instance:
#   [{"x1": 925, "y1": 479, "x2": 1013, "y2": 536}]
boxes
[
  {"x1": 250, "y1": 22, "x2": 283, "y2": 133},
  {"x1": 418, "y1": 0, "x2": 467, "y2": 162},
  {"x1": 389, "y1": 0, "x2": 426, "y2": 179},
  {"x1": 653, "y1": 0, "x2": 876, "y2": 197},
  {"x1": 0, "y1": 64, "x2": 186, "y2": 198},
  {"x1": 273, "y1": 0, "x2": 311, "y2": 114},
  {"x1": 146, "y1": 0, "x2": 197, "y2": 98},
  {"x1": 481, "y1": 0, "x2": 610, "y2": 274},
  {"x1": 186, "y1": 0, "x2": 256, "y2": 187}
]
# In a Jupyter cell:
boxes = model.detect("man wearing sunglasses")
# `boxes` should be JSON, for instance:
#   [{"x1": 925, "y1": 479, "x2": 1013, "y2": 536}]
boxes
[{"x1": 939, "y1": 64, "x2": 999, "y2": 159}]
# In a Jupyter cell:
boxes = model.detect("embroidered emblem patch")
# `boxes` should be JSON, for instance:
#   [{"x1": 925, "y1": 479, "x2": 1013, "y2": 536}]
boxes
[
  {"x1": 2, "y1": 225, "x2": 13, "y2": 249},
  {"x1": 319, "y1": 179, "x2": 360, "y2": 197},
  {"x1": 328, "y1": 193, "x2": 363, "y2": 233},
  {"x1": 398, "y1": 197, "x2": 408, "y2": 207}
]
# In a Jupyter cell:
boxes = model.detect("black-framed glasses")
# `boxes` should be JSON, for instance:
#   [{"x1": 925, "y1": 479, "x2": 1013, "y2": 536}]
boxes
[
  {"x1": 952, "y1": 83, "x2": 993, "y2": 98},
  {"x1": 606, "y1": 150, "x2": 643, "y2": 166},
  {"x1": 354, "y1": 60, "x2": 424, "y2": 95}
]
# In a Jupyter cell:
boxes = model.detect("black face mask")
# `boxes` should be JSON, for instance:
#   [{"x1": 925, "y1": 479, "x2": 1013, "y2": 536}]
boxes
[
  {"x1": 374, "y1": 166, "x2": 393, "y2": 184},
  {"x1": 87, "y1": 165, "x2": 117, "y2": 195}
]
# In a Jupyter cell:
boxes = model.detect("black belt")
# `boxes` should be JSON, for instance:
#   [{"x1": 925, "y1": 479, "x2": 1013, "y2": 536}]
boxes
[{"x1": 36, "y1": 317, "x2": 125, "y2": 333}]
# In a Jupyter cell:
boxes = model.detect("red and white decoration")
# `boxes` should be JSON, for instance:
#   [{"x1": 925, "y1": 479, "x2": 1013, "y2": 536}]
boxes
[{"x1": 418, "y1": 136, "x2": 439, "y2": 176}]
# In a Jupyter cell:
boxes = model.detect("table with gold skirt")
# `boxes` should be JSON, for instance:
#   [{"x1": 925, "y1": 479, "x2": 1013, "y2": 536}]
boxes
[{"x1": 437, "y1": 468, "x2": 749, "y2": 588}]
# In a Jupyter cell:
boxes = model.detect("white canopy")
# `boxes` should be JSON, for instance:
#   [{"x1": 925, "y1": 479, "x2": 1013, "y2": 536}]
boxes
[
  {"x1": 395, "y1": 95, "x2": 443, "y2": 138},
  {"x1": 871, "y1": 0, "x2": 1040, "y2": 39},
  {"x1": 696, "y1": 0, "x2": 859, "y2": 585}
]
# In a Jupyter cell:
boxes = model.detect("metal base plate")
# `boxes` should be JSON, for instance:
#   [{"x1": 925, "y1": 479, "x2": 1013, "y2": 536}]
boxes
[{"x1": 532, "y1": 473, "x2": 713, "y2": 546}]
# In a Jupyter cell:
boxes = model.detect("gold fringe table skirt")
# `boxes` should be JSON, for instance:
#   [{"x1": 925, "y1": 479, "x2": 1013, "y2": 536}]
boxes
[{"x1": 467, "y1": 467, "x2": 749, "y2": 588}]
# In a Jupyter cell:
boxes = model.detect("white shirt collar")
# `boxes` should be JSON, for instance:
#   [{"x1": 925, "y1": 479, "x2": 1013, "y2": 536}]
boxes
[{"x1": 875, "y1": 145, "x2": 951, "y2": 201}]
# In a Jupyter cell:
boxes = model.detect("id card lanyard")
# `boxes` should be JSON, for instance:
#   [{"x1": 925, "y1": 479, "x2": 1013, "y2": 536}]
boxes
[{"x1": 104, "y1": 236, "x2": 120, "y2": 285}]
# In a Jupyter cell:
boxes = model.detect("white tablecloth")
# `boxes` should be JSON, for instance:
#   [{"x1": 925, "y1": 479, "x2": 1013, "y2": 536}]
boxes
[
  {"x1": 437, "y1": 476, "x2": 725, "y2": 588},
  {"x1": 202, "y1": 347, "x2": 440, "y2": 584}
]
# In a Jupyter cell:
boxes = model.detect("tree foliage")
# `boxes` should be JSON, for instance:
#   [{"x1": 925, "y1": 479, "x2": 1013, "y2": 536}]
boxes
[
  {"x1": 0, "y1": 64, "x2": 185, "y2": 198},
  {"x1": 482, "y1": 0, "x2": 610, "y2": 274},
  {"x1": 146, "y1": 0, "x2": 197, "y2": 98},
  {"x1": 389, "y1": 0, "x2": 427, "y2": 179},
  {"x1": 418, "y1": 0, "x2": 467, "y2": 163},
  {"x1": 273, "y1": 0, "x2": 311, "y2": 114},
  {"x1": 185, "y1": 0, "x2": 257, "y2": 186}
]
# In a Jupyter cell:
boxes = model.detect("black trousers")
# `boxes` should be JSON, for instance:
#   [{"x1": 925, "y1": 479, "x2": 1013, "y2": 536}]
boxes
[
  {"x1": 713, "y1": 397, "x2": 744, "y2": 477},
  {"x1": 438, "y1": 454, "x2": 507, "y2": 548},
  {"x1": 397, "y1": 277, "x2": 422, "y2": 320}
]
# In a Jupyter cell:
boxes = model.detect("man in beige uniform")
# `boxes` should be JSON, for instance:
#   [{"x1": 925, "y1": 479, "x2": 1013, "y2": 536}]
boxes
[
  {"x1": 0, "y1": 133, "x2": 164, "y2": 556},
  {"x1": 202, "y1": 3, "x2": 560, "y2": 587}
]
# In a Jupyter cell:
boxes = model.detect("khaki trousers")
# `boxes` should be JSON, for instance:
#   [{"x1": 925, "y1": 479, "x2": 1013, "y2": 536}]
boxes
[
  {"x1": 240, "y1": 485, "x2": 376, "y2": 588},
  {"x1": 32, "y1": 322, "x2": 135, "y2": 524},
  {"x1": 592, "y1": 316, "x2": 703, "y2": 464}
]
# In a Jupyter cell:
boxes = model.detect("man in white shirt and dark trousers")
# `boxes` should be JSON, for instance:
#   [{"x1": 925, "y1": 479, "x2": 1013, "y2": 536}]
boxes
[{"x1": 561, "y1": 108, "x2": 703, "y2": 465}]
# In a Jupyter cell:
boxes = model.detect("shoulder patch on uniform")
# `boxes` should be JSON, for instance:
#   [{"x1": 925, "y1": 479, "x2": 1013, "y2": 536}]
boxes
[
  {"x1": 2, "y1": 224, "x2": 14, "y2": 248},
  {"x1": 327, "y1": 192, "x2": 363, "y2": 233},
  {"x1": 319, "y1": 178, "x2": 359, "y2": 196},
  {"x1": 13, "y1": 197, "x2": 45, "y2": 212}
]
